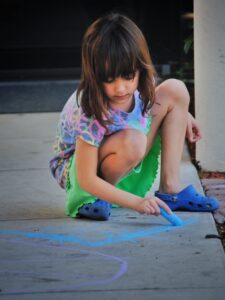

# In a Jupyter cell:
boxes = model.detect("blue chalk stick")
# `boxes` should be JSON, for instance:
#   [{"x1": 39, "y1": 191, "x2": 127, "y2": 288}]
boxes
[{"x1": 160, "y1": 208, "x2": 183, "y2": 226}]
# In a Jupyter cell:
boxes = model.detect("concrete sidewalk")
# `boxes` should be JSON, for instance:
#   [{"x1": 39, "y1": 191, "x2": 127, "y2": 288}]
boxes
[{"x1": 0, "y1": 112, "x2": 225, "y2": 300}]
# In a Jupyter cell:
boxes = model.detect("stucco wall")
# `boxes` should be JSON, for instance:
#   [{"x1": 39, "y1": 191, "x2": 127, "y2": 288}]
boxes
[{"x1": 194, "y1": 0, "x2": 225, "y2": 171}]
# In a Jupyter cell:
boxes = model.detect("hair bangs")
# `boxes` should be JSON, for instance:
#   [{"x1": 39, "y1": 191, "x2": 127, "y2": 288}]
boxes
[{"x1": 96, "y1": 34, "x2": 139, "y2": 82}]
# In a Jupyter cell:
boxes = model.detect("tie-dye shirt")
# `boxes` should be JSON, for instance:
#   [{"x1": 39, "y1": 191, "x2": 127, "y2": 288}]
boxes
[{"x1": 49, "y1": 90, "x2": 151, "y2": 189}]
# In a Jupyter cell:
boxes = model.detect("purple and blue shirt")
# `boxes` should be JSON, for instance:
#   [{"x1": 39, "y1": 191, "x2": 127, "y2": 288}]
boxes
[{"x1": 49, "y1": 90, "x2": 151, "y2": 188}]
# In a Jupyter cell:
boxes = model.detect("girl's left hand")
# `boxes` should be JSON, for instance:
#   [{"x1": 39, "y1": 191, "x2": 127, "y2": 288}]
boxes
[{"x1": 186, "y1": 112, "x2": 202, "y2": 143}]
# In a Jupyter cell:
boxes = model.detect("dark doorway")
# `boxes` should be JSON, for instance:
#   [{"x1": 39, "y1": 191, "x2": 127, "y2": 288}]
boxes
[
  {"x1": 0, "y1": 0, "x2": 193, "y2": 113},
  {"x1": 0, "y1": 0, "x2": 193, "y2": 80}
]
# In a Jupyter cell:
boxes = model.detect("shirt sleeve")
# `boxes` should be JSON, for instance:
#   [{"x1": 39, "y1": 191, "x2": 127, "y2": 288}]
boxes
[{"x1": 74, "y1": 114, "x2": 106, "y2": 147}]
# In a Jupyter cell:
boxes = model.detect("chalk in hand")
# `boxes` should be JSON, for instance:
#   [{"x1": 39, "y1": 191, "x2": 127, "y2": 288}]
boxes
[{"x1": 160, "y1": 208, "x2": 183, "y2": 226}]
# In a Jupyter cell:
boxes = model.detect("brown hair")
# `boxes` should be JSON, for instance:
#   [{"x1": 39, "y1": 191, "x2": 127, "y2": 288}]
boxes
[{"x1": 77, "y1": 13, "x2": 156, "y2": 126}]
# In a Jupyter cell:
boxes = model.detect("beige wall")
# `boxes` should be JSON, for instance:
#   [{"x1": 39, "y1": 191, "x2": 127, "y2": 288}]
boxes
[{"x1": 194, "y1": 0, "x2": 225, "y2": 171}]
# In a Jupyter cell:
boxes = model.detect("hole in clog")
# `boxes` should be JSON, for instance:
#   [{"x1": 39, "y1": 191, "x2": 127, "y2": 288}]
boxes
[
  {"x1": 85, "y1": 207, "x2": 89, "y2": 211},
  {"x1": 206, "y1": 203, "x2": 212, "y2": 208},
  {"x1": 188, "y1": 201, "x2": 194, "y2": 206},
  {"x1": 93, "y1": 208, "x2": 99, "y2": 213},
  {"x1": 197, "y1": 204, "x2": 203, "y2": 208}
]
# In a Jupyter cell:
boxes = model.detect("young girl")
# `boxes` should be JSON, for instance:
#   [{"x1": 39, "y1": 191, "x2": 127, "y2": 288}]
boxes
[{"x1": 49, "y1": 13, "x2": 219, "y2": 220}]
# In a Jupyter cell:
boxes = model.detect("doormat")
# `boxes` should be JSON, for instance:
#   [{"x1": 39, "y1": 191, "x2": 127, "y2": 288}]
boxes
[{"x1": 0, "y1": 80, "x2": 79, "y2": 113}]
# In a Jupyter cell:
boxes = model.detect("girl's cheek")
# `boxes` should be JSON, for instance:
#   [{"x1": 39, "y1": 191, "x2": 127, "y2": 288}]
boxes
[{"x1": 103, "y1": 85, "x2": 113, "y2": 96}]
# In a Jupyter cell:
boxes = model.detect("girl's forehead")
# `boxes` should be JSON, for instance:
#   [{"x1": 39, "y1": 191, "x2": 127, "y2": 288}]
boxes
[
  {"x1": 95, "y1": 37, "x2": 140, "y2": 80},
  {"x1": 99, "y1": 58, "x2": 137, "y2": 77}
]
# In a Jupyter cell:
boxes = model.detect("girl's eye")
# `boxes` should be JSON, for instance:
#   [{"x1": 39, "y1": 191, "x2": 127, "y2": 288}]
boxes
[
  {"x1": 123, "y1": 73, "x2": 134, "y2": 80},
  {"x1": 103, "y1": 77, "x2": 114, "y2": 83},
  {"x1": 103, "y1": 73, "x2": 134, "y2": 83}
]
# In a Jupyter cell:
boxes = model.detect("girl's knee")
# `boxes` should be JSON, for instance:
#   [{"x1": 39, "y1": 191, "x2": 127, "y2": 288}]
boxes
[
  {"x1": 159, "y1": 78, "x2": 190, "y2": 107},
  {"x1": 99, "y1": 129, "x2": 147, "y2": 171},
  {"x1": 122, "y1": 129, "x2": 147, "y2": 165}
]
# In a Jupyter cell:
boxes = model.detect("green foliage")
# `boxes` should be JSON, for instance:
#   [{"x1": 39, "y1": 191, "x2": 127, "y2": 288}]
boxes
[
  {"x1": 184, "y1": 34, "x2": 193, "y2": 54},
  {"x1": 184, "y1": 23, "x2": 193, "y2": 55}
]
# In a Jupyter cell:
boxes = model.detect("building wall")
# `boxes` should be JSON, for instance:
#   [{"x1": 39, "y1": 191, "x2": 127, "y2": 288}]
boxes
[{"x1": 195, "y1": 0, "x2": 225, "y2": 171}]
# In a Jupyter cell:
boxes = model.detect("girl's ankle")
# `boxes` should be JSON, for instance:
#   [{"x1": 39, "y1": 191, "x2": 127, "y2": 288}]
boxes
[{"x1": 159, "y1": 182, "x2": 182, "y2": 194}]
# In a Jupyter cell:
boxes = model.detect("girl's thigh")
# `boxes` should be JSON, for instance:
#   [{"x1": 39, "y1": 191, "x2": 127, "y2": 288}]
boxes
[{"x1": 145, "y1": 82, "x2": 172, "y2": 153}]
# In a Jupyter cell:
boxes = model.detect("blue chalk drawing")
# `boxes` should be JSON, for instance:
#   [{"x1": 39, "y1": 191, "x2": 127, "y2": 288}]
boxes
[
  {"x1": 0, "y1": 217, "x2": 198, "y2": 294},
  {"x1": 0, "y1": 217, "x2": 197, "y2": 247},
  {"x1": 0, "y1": 238, "x2": 128, "y2": 294}
]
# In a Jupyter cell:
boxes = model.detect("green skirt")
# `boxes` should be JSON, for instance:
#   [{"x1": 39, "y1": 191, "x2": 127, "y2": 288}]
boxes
[{"x1": 65, "y1": 134, "x2": 161, "y2": 218}]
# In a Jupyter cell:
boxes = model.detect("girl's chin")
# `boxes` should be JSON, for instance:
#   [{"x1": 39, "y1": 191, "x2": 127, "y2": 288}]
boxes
[
  {"x1": 113, "y1": 94, "x2": 133, "y2": 102},
  {"x1": 110, "y1": 95, "x2": 134, "y2": 111}
]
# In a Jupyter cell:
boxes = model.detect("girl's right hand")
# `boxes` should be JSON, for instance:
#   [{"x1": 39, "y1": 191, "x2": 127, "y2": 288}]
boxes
[{"x1": 135, "y1": 196, "x2": 172, "y2": 216}]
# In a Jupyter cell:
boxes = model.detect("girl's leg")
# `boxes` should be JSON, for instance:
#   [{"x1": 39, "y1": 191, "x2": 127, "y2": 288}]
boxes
[
  {"x1": 98, "y1": 78, "x2": 189, "y2": 192},
  {"x1": 145, "y1": 79, "x2": 190, "y2": 194},
  {"x1": 78, "y1": 129, "x2": 147, "y2": 220},
  {"x1": 145, "y1": 78, "x2": 219, "y2": 212},
  {"x1": 158, "y1": 81, "x2": 190, "y2": 193},
  {"x1": 98, "y1": 129, "x2": 147, "y2": 184}
]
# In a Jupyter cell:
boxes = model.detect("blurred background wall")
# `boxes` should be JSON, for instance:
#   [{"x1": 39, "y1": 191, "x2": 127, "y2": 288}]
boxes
[{"x1": 195, "y1": 0, "x2": 225, "y2": 171}]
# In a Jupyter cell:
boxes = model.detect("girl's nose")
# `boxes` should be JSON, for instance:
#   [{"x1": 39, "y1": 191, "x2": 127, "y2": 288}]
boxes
[{"x1": 114, "y1": 78, "x2": 126, "y2": 94}]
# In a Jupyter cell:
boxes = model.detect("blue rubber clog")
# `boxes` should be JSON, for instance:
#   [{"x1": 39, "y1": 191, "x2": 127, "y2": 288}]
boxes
[
  {"x1": 155, "y1": 184, "x2": 220, "y2": 212},
  {"x1": 78, "y1": 199, "x2": 112, "y2": 220}
]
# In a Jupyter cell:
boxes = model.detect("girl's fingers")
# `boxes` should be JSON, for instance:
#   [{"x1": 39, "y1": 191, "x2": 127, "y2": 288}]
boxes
[
  {"x1": 144, "y1": 207, "x2": 154, "y2": 215},
  {"x1": 144, "y1": 201, "x2": 158, "y2": 215},
  {"x1": 147, "y1": 198, "x2": 160, "y2": 215},
  {"x1": 151, "y1": 202, "x2": 161, "y2": 215},
  {"x1": 156, "y1": 198, "x2": 172, "y2": 214},
  {"x1": 142, "y1": 197, "x2": 171, "y2": 216}
]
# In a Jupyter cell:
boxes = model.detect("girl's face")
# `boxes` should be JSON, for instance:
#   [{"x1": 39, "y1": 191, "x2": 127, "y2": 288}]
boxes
[{"x1": 102, "y1": 70, "x2": 140, "y2": 112}]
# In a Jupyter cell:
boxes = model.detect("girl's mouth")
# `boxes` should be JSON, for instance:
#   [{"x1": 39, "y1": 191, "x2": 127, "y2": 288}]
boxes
[{"x1": 114, "y1": 94, "x2": 130, "y2": 100}]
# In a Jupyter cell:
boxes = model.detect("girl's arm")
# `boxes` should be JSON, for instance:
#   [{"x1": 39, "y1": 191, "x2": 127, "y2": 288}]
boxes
[{"x1": 75, "y1": 138, "x2": 171, "y2": 215}]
